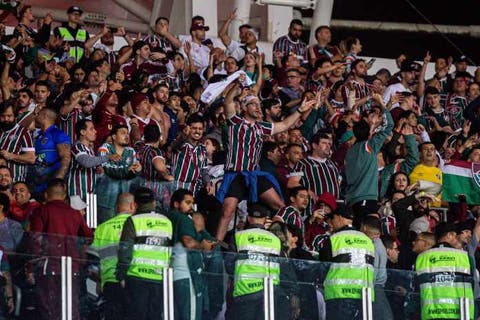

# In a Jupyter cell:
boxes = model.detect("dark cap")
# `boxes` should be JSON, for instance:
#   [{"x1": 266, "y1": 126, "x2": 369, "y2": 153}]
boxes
[
  {"x1": 67, "y1": 6, "x2": 83, "y2": 15},
  {"x1": 400, "y1": 60, "x2": 419, "y2": 72},
  {"x1": 456, "y1": 55, "x2": 468, "y2": 63},
  {"x1": 134, "y1": 187, "x2": 155, "y2": 204},
  {"x1": 455, "y1": 220, "x2": 474, "y2": 234},
  {"x1": 327, "y1": 204, "x2": 354, "y2": 220},
  {"x1": 435, "y1": 222, "x2": 457, "y2": 240},
  {"x1": 190, "y1": 23, "x2": 210, "y2": 32},
  {"x1": 247, "y1": 203, "x2": 269, "y2": 218}
]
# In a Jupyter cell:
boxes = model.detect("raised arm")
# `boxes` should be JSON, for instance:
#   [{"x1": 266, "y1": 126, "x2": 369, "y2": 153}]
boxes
[
  {"x1": 219, "y1": 9, "x2": 237, "y2": 47},
  {"x1": 272, "y1": 99, "x2": 316, "y2": 134}
]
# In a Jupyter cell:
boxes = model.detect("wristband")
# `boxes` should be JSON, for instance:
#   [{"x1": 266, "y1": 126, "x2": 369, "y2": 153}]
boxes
[{"x1": 296, "y1": 108, "x2": 303, "y2": 114}]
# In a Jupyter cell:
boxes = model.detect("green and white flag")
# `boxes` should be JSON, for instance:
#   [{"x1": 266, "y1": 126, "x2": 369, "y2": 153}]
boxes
[{"x1": 442, "y1": 160, "x2": 480, "y2": 205}]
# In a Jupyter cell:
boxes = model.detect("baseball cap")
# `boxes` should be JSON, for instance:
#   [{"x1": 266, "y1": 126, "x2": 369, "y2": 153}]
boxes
[
  {"x1": 316, "y1": 192, "x2": 337, "y2": 211},
  {"x1": 130, "y1": 93, "x2": 149, "y2": 110},
  {"x1": 67, "y1": 6, "x2": 83, "y2": 15},
  {"x1": 456, "y1": 55, "x2": 468, "y2": 63},
  {"x1": 434, "y1": 222, "x2": 457, "y2": 240},
  {"x1": 247, "y1": 203, "x2": 269, "y2": 218},
  {"x1": 134, "y1": 187, "x2": 155, "y2": 204},
  {"x1": 190, "y1": 23, "x2": 210, "y2": 32},
  {"x1": 455, "y1": 220, "x2": 474, "y2": 234},
  {"x1": 400, "y1": 60, "x2": 418, "y2": 72}
]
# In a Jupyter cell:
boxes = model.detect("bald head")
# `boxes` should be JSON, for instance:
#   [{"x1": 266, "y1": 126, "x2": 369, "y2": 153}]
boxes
[{"x1": 116, "y1": 192, "x2": 135, "y2": 214}]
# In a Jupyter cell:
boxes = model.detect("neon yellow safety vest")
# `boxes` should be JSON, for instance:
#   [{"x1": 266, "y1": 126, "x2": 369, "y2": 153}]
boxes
[
  {"x1": 57, "y1": 27, "x2": 87, "y2": 63},
  {"x1": 233, "y1": 228, "x2": 281, "y2": 297},
  {"x1": 91, "y1": 213, "x2": 130, "y2": 288},
  {"x1": 126, "y1": 212, "x2": 172, "y2": 282},
  {"x1": 324, "y1": 230, "x2": 375, "y2": 301},
  {"x1": 415, "y1": 247, "x2": 474, "y2": 320}
]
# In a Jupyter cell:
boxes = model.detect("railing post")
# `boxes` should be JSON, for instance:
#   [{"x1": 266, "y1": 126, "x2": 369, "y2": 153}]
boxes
[
  {"x1": 86, "y1": 193, "x2": 98, "y2": 228},
  {"x1": 263, "y1": 276, "x2": 275, "y2": 320},
  {"x1": 460, "y1": 297, "x2": 470, "y2": 320},
  {"x1": 163, "y1": 267, "x2": 174, "y2": 320},
  {"x1": 362, "y1": 287, "x2": 373, "y2": 320},
  {"x1": 61, "y1": 256, "x2": 72, "y2": 320}
]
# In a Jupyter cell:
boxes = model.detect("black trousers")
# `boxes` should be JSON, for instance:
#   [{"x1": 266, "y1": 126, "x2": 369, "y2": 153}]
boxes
[
  {"x1": 125, "y1": 277, "x2": 164, "y2": 320},
  {"x1": 325, "y1": 299, "x2": 362, "y2": 320},
  {"x1": 103, "y1": 282, "x2": 127, "y2": 320}
]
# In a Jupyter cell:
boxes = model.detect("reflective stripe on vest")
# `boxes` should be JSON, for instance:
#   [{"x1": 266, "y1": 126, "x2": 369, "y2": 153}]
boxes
[
  {"x1": 91, "y1": 213, "x2": 129, "y2": 288},
  {"x1": 324, "y1": 230, "x2": 375, "y2": 301},
  {"x1": 58, "y1": 27, "x2": 87, "y2": 62},
  {"x1": 233, "y1": 228, "x2": 281, "y2": 297},
  {"x1": 126, "y1": 212, "x2": 172, "y2": 281},
  {"x1": 415, "y1": 247, "x2": 473, "y2": 320}
]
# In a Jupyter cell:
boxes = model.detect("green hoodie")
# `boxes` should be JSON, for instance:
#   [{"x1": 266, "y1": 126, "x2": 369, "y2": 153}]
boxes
[{"x1": 345, "y1": 111, "x2": 393, "y2": 205}]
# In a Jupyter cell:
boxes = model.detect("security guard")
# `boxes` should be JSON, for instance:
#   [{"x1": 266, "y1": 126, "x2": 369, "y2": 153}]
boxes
[
  {"x1": 53, "y1": 6, "x2": 90, "y2": 63},
  {"x1": 91, "y1": 192, "x2": 135, "y2": 320},
  {"x1": 415, "y1": 222, "x2": 474, "y2": 320},
  {"x1": 318, "y1": 205, "x2": 375, "y2": 320},
  {"x1": 116, "y1": 187, "x2": 173, "y2": 320},
  {"x1": 232, "y1": 203, "x2": 281, "y2": 320}
]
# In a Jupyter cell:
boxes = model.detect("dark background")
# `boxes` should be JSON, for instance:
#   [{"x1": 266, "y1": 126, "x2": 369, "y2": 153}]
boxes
[{"x1": 301, "y1": 0, "x2": 479, "y2": 64}]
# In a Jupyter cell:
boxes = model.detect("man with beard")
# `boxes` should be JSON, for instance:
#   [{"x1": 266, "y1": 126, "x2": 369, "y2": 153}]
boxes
[
  {"x1": 171, "y1": 113, "x2": 207, "y2": 195},
  {"x1": 183, "y1": 23, "x2": 211, "y2": 73},
  {"x1": 31, "y1": 108, "x2": 71, "y2": 199},
  {"x1": 215, "y1": 84, "x2": 316, "y2": 241},
  {"x1": 0, "y1": 166, "x2": 13, "y2": 199},
  {"x1": 0, "y1": 100, "x2": 35, "y2": 182},
  {"x1": 15, "y1": 88, "x2": 34, "y2": 123},
  {"x1": 272, "y1": 19, "x2": 307, "y2": 64},
  {"x1": 382, "y1": 60, "x2": 416, "y2": 108},
  {"x1": 68, "y1": 119, "x2": 120, "y2": 201},
  {"x1": 151, "y1": 83, "x2": 177, "y2": 144},
  {"x1": 97, "y1": 125, "x2": 142, "y2": 222},
  {"x1": 341, "y1": 59, "x2": 373, "y2": 113},
  {"x1": 262, "y1": 99, "x2": 282, "y2": 123}
]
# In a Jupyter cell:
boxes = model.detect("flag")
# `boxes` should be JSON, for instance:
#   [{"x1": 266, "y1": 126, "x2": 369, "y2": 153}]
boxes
[{"x1": 442, "y1": 159, "x2": 480, "y2": 205}]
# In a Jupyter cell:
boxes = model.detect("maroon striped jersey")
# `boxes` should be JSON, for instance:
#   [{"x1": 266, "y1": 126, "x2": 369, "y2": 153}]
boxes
[
  {"x1": 0, "y1": 124, "x2": 34, "y2": 181},
  {"x1": 225, "y1": 115, "x2": 273, "y2": 172},
  {"x1": 171, "y1": 142, "x2": 207, "y2": 194},
  {"x1": 58, "y1": 108, "x2": 84, "y2": 144},
  {"x1": 275, "y1": 205, "x2": 303, "y2": 230},
  {"x1": 67, "y1": 141, "x2": 96, "y2": 200},
  {"x1": 292, "y1": 156, "x2": 341, "y2": 198},
  {"x1": 136, "y1": 142, "x2": 167, "y2": 182},
  {"x1": 341, "y1": 79, "x2": 373, "y2": 113}
]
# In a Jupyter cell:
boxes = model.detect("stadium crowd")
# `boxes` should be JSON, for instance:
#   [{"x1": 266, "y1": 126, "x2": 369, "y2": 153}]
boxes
[{"x1": 0, "y1": 3, "x2": 479, "y2": 320}]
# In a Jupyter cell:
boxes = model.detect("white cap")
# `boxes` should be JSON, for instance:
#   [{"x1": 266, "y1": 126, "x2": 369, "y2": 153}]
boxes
[{"x1": 70, "y1": 195, "x2": 87, "y2": 211}]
